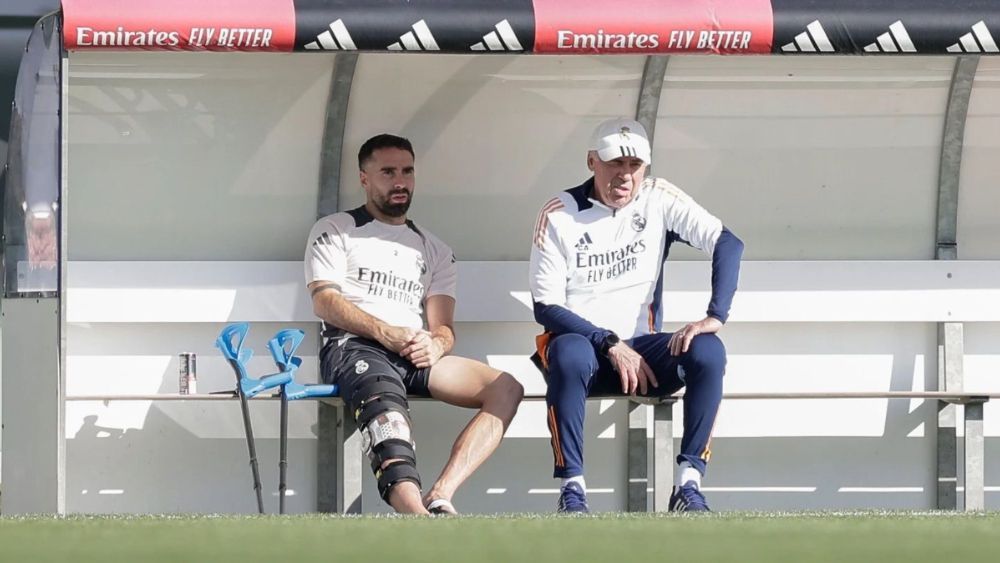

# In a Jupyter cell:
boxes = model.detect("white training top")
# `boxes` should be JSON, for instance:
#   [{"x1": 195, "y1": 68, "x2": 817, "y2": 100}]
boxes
[
  {"x1": 529, "y1": 176, "x2": 723, "y2": 339},
  {"x1": 305, "y1": 206, "x2": 457, "y2": 331}
]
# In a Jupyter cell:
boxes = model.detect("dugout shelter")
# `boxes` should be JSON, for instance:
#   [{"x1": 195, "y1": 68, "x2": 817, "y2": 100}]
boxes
[{"x1": 2, "y1": 0, "x2": 1000, "y2": 514}]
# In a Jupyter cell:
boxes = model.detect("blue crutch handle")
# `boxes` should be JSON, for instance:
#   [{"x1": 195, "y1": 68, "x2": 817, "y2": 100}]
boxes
[
  {"x1": 267, "y1": 329, "x2": 305, "y2": 372},
  {"x1": 264, "y1": 328, "x2": 338, "y2": 400},
  {"x1": 240, "y1": 371, "x2": 293, "y2": 397},
  {"x1": 217, "y1": 323, "x2": 295, "y2": 399},
  {"x1": 215, "y1": 322, "x2": 249, "y2": 361},
  {"x1": 284, "y1": 381, "x2": 338, "y2": 400},
  {"x1": 238, "y1": 348, "x2": 253, "y2": 364}
]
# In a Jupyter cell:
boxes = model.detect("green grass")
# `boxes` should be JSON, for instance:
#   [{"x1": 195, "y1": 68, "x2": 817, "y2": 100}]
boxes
[{"x1": 1, "y1": 512, "x2": 998, "y2": 563}]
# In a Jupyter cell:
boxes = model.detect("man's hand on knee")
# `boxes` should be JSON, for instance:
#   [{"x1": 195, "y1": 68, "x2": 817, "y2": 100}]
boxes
[{"x1": 669, "y1": 316, "x2": 724, "y2": 356}]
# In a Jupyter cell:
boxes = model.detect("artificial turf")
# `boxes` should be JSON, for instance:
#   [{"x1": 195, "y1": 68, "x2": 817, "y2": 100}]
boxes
[{"x1": 0, "y1": 512, "x2": 997, "y2": 563}]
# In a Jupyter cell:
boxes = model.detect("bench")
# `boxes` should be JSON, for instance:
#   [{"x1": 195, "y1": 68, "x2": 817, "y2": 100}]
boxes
[
  {"x1": 64, "y1": 390, "x2": 994, "y2": 512},
  {"x1": 64, "y1": 259, "x2": 1000, "y2": 512},
  {"x1": 313, "y1": 391, "x2": 996, "y2": 513}
]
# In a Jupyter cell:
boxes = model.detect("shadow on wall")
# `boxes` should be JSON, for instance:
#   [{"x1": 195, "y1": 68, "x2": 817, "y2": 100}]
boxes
[
  {"x1": 65, "y1": 379, "x2": 626, "y2": 514},
  {"x1": 65, "y1": 322, "x2": 323, "y2": 514},
  {"x1": 68, "y1": 404, "x2": 320, "y2": 514},
  {"x1": 66, "y1": 396, "x2": 1000, "y2": 513}
]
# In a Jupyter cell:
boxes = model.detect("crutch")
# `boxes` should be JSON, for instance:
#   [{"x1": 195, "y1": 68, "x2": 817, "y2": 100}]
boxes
[
  {"x1": 266, "y1": 329, "x2": 337, "y2": 514},
  {"x1": 216, "y1": 323, "x2": 294, "y2": 514}
]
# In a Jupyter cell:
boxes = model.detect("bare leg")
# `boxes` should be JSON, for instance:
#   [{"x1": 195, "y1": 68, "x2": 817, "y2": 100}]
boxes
[
  {"x1": 422, "y1": 356, "x2": 524, "y2": 507},
  {"x1": 386, "y1": 479, "x2": 429, "y2": 514}
]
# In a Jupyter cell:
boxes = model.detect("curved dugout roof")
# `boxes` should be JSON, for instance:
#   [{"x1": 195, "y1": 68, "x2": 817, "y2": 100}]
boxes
[{"x1": 63, "y1": 0, "x2": 1000, "y2": 55}]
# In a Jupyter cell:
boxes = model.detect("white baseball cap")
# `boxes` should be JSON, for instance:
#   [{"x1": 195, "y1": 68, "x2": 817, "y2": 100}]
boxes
[{"x1": 589, "y1": 117, "x2": 652, "y2": 164}]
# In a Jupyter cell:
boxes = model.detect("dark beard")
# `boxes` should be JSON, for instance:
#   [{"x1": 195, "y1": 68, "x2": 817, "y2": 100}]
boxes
[{"x1": 376, "y1": 193, "x2": 411, "y2": 217}]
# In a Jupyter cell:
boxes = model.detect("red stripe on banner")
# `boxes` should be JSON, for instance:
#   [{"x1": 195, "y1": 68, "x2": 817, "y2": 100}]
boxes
[
  {"x1": 63, "y1": 0, "x2": 296, "y2": 52},
  {"x1": 532, "y1": 0, "x2": 773, "y2": 54}
]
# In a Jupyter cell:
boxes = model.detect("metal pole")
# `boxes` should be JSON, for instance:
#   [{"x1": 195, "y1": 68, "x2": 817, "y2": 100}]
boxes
[
  {"x1": 653, "y1": 400, "x2": 675, "y2": 512},
  {"x1": 237, "y1": 386, "x2": 265, "y2": 514},
  {"x1": 279, "y1": 391, "x2": 289, "y2": 514},
  {"x1": 934, "y1": 55, "x2": 978, "y2": 510},
  {"x1": 316, "y1": 53, "x2": 360, "y2": 513},
  {"x1": 635, "y1": 56, "x2": 668, "y2": 175},
  {"x1": 627, "y1": 401, "x2": 648, "y2": 511}
]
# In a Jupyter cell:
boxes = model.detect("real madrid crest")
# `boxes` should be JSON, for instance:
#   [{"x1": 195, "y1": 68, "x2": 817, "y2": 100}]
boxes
[{"x1": 631, "y1": 212, "x2": 647, "y2": 232}]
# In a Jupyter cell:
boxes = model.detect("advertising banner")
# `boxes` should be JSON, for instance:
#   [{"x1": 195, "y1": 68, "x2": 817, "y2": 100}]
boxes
[
  {"x1": 295, "y1": 0, "x2": 534, "y2": 53},
  {"x1": 63, "y1": 0, "x2": 296, "y2": 51},
  {"x1": 772, "y1": 0, "x2": 1000, "y2": 54},
  {"x1": 531, "y1": 0, "x2": 773, "y2": 54},
  {"x1": 61, "y1": 0, "x2": 1000, "y2": 55}
]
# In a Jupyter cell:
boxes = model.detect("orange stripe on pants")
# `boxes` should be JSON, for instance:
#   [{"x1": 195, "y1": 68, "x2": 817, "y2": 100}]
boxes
[
  {"x1": 700, "y1": 411, "x2": 719, "y2": 462},
  {"x1": 548, "y1": 406, "x2": 565, "y2": 468}
]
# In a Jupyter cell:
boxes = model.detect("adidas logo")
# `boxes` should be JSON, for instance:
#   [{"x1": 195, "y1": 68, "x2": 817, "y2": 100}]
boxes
[
  {"x1": 864, "y1": 20, "x2": 916, "y2": 53},
  {"x1": 471, "y1": 19, "x2": 523, "y2": 52},
  {"x1": 575, "y1": 232, "x2": 594, "y2": 251},
  {"x1": 388, "y1": 19, "x2": 439, "y2": 51},
  {"x1": 304, "y1": 19, "x2": 357, "y2": 51},
  {"x1": 313, "y1": 232, "x2": 334, "y2": 247},
  {"x1": 781, "y1": 20, "x2": 834, "y2": 53},
  {"x1": 947, "y1": 21, "x2": 998, "y2": 53}
]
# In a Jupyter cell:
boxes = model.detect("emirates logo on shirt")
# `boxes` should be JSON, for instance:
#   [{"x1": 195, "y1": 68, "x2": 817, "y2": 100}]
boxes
[
  {"x1": 357, "y1": 267, "x2": 424, "y2": 307},
  {"x1": 576, "y1": 239, "x2": 647, "y2": 284}
]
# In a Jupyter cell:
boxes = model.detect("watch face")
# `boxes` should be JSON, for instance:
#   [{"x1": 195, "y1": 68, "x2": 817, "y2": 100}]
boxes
[{"x1": 605, "y1": 334, "x2": 620, "y2": 350}]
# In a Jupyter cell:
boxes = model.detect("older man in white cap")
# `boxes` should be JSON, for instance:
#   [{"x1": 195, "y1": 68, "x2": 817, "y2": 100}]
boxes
[{"x1": 529, "y1": 118, "x2": 744, "y2": 512}]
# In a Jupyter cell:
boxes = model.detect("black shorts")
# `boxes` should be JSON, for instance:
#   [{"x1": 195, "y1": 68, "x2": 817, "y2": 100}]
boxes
[{"x1": 320, "y1": 337, "x2": 432, "y2": 405}]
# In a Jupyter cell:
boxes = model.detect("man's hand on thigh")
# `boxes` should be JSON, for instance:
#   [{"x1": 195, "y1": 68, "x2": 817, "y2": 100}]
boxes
[
  {"x1": 377, "y1": 325, "x2": 420, "y2": 354},
  {"x1": 400, "y1": 330, "x2": 445, "y2": 368},
  {"x1": 608, "y1": 342, "x2": 658, "y2": 395}
]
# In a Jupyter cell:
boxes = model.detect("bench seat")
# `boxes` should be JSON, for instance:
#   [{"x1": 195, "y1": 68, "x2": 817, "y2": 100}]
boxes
[{"x1": 65, "y1": 391, "x2": 995, "y2": 512}]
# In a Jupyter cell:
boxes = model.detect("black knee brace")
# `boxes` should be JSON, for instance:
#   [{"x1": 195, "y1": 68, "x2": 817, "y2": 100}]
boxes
[
  {"x1": 351, "y1": 376, "x2": 421, "y2": 500},
  {"x1": 375, "y1": 459, "x2": 421, "y2": 501}
]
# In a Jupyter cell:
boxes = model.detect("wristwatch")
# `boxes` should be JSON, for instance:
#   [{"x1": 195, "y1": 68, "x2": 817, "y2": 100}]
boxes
[{"x1": 600, "y1": 332, "x2": 621, "y2": 357}]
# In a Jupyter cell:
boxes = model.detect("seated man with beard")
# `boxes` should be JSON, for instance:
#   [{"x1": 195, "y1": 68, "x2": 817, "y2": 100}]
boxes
[{"x1": 305, "y1": 134, "x2": 524, "y2": 514}]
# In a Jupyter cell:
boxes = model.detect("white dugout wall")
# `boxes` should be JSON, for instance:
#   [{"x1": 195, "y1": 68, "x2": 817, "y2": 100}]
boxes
[{"x1": 59, "y1": 52, "x2": 1000, "y2": 513}]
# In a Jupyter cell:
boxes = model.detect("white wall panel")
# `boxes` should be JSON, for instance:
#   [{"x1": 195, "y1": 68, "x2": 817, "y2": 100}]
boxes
[
  {"x1": 656, "y1": 56, "x2": 952, "y2": 260},
  {"x1": 66, "y1": 262, "x2": 313, "y2": 323},
  {"x1": 66, "y1": 322, "x2": 321, "y2": 411},
  {"x1": 65, "y1": 260, "x2": 1000, "y2": 324},
  {"x1": 66, "y1": 52, "x2": 333, "y2": 260},
  {"x1": 957, "y1": 57, "x2": 1000, "y2": 259},
  {"x1": 341, "y1": 54, "x2": 646, "y2": 261}
]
